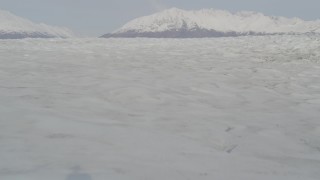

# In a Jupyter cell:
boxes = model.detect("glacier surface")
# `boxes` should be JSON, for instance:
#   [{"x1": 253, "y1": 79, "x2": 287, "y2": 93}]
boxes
[{"x1": 0, "y1": 35, "x2": 320, "y2": 180}]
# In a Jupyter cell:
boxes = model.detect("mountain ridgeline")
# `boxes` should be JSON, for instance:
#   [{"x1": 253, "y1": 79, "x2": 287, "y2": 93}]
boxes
[
  {"x1": 101, "y1": 8, "x2": 320, "y2": 38},
  {"x1": 0, "y1": 10, "x2": 73, "y2": 39}
]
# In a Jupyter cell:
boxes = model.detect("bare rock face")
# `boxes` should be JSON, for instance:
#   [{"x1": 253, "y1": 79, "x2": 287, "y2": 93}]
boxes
[
  {"x1": 0, "y1": 32, "x2": 57, "y2": 39},
  {"x1": 102, "y1": 8, "x2": 320, "y2": 38},
  {"x1": 0, "y1": 10, "x2": 74, "y2": 39}
]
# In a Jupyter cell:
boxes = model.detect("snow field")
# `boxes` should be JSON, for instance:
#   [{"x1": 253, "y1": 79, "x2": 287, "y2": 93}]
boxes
[{"x1": 0, "y1": 35, "x2": 320, "y2": 180}]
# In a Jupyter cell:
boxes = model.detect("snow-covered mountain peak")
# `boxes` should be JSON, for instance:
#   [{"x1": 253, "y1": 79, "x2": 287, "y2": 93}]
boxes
[
  {"x1": 0, "y1": 9, "x2": 74, "y2": 39},
  {"x1": 235, "y1": 10, "x2": 262, "y2": 17},
  {"x1": 161, "y1": 7, "x2": 186, "y2": 14},
  {"x1": 103, "y1": 8, "x2": 320, "y2": 38}
]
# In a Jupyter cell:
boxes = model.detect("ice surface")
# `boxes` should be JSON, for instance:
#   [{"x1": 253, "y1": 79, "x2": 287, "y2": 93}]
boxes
[{"x1": 0, "y1": 35, "x2": 320, "y2": 180}]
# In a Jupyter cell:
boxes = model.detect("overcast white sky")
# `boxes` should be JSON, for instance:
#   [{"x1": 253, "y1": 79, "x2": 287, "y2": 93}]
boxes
[{"x1": 1, "y1": 0, "x2": 319, "y2": 36}]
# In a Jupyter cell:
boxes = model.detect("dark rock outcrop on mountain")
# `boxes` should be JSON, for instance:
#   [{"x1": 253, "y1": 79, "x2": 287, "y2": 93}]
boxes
[
  {"x1": 101, "y1": 29, "x2": 278, "y2": 38},
  {"x1": 0, "y1": 32, "x2": 57, "y2": 39}
]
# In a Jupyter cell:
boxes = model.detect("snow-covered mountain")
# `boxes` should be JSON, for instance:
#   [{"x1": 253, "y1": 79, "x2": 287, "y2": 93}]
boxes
[
  {"x1": 101, "y1": 8, "x2": 320, "y2": 38},
  {"x1": 0, "y1": 10, "x2": 74, "y2": 39}
]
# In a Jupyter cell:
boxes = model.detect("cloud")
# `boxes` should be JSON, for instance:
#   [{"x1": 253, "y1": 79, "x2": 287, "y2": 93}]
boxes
[{"x1": 145, "y1": 0, "x2": 167, "y2": 11}]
